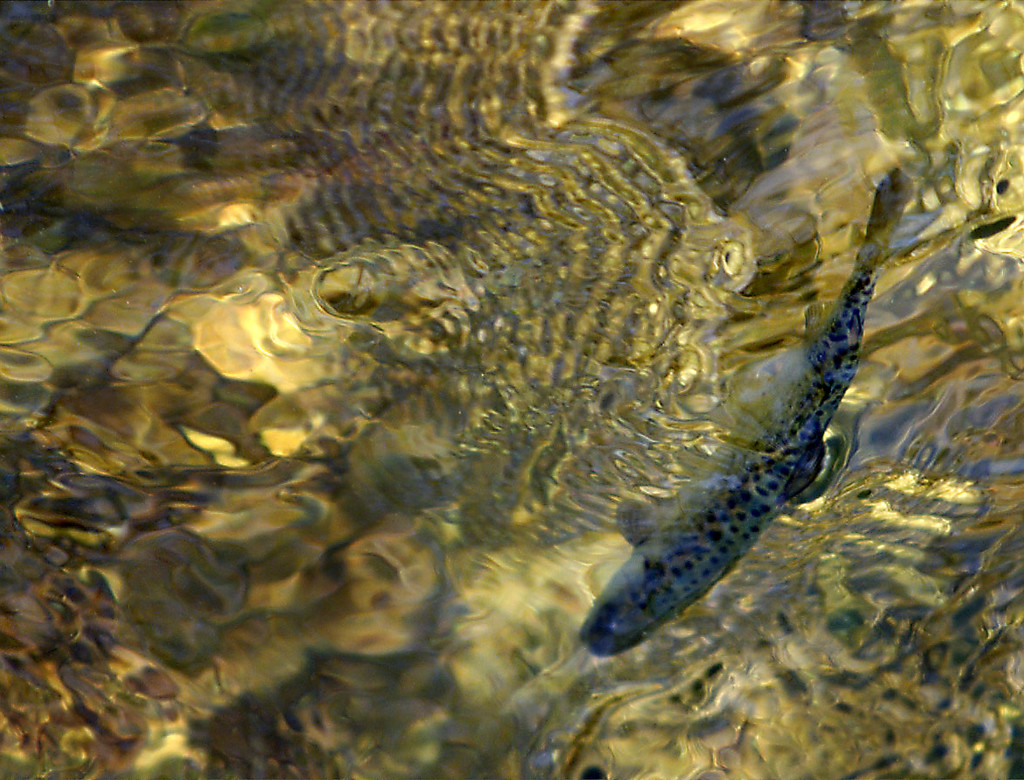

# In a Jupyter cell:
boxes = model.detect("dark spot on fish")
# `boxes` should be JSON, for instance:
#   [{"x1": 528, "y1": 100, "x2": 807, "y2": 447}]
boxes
[
  {"x1": 684, "y1": 560, "x2": 694, "y2": 570},
  {"x1": 997, "y1": 177, "x2": 1010, "y2": 195},
  {"x1": 708, "y1": 529, "x2": 723, "y2": 542},
  {"x1": 738, "y1": 489, "x2": 751, "y2": 502},
  {"x1": 643, "y1": 560, "x2": 666, "y2": 590},
  {"x1": 579, "y1": 766, "x2": 606, "y2": 780}
]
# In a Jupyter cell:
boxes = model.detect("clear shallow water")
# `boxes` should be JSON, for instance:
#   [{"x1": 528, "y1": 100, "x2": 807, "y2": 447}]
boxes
[{"x1": 2, "y1": 1, "x2": 1024, "y2": 777}]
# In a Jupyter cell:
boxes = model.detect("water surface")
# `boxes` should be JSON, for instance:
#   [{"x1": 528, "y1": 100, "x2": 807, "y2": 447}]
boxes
[{"x1": 1, "y1": 1, "x2": 1024, "y2": 778}]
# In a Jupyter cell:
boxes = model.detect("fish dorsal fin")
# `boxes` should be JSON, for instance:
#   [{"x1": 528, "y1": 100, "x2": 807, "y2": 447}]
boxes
[
  {"x1": 804, "y1": 300, "x2": 830, "y2": 334},
  {"x1": 616, "y1": 499, "x2": 658, "y2": 547}
]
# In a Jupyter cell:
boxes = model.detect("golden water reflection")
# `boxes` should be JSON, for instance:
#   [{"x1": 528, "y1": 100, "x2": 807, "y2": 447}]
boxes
[{"x1": 2, "y1": 1, "x2": 1024, "y2": 778}]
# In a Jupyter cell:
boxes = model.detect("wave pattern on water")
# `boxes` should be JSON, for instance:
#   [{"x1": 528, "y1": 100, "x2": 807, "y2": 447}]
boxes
[{"x1": 3, "y1": 1, "x2": 1024, "y2": 778}]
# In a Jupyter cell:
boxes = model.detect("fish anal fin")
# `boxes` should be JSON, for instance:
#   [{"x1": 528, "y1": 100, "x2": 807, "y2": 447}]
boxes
[{"x1": 782, "y1": 436, "x2": 826, "y2": 501}]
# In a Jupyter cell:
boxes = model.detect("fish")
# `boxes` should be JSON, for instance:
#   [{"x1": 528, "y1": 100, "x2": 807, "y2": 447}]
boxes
[{"x1": 581, "y1": 168, "x2": 913, "y2": 656}]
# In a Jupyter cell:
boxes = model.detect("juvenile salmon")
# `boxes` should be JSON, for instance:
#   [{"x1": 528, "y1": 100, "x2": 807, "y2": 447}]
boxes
[{"x1": 581, "y1": 169, "x2": 913, "y2": 655}]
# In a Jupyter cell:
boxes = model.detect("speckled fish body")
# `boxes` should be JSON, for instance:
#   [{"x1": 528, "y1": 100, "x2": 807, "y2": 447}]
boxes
[{"x1": 581, "y1": 169, "x2": 912, "y2": 656}]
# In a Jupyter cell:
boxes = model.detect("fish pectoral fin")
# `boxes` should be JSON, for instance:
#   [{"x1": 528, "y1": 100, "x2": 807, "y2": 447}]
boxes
[
  {"x1": 803, "y1": 300, "x2": 830, "y2": 335},
  {"x1": 616, "y1": 499, "x2": 658, "y2": 546},
  {"x1": 782, "y1": 437, "x2": 826, "y2": 501}
]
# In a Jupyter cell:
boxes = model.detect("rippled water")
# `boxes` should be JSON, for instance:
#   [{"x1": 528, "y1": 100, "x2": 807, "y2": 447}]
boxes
[{"x1": 3, "y1": 1, "x2": 1024, "y2": 777}]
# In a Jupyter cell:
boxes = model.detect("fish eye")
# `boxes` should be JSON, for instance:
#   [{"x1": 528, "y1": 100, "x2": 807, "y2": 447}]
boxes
[{"x1": 996, "y1": 178, "x2": 1010, "y2": 195}]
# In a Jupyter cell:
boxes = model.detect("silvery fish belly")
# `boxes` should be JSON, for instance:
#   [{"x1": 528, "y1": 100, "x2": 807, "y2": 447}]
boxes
[{"x1": 581, "y1": 168, "x2": 913, "y2": 656}]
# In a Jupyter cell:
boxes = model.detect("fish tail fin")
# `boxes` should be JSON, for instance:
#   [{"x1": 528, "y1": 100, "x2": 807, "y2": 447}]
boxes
[{"x1": 857, "y1": 167, "x2": 912, "y2": 271}]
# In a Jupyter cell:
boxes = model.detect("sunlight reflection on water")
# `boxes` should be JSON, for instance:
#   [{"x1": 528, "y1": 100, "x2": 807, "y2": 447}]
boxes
[{"x1": 1, "y1": 1, "x2": 1024, "y2": 778}]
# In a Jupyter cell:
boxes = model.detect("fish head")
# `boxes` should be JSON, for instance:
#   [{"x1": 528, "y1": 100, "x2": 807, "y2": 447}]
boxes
[
  {"x1": 580, "y1": 551, "x2": 660, "y2": 656},
  {"x1": 580, "y1": 540, "x2": 710, "y2": 656}
]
